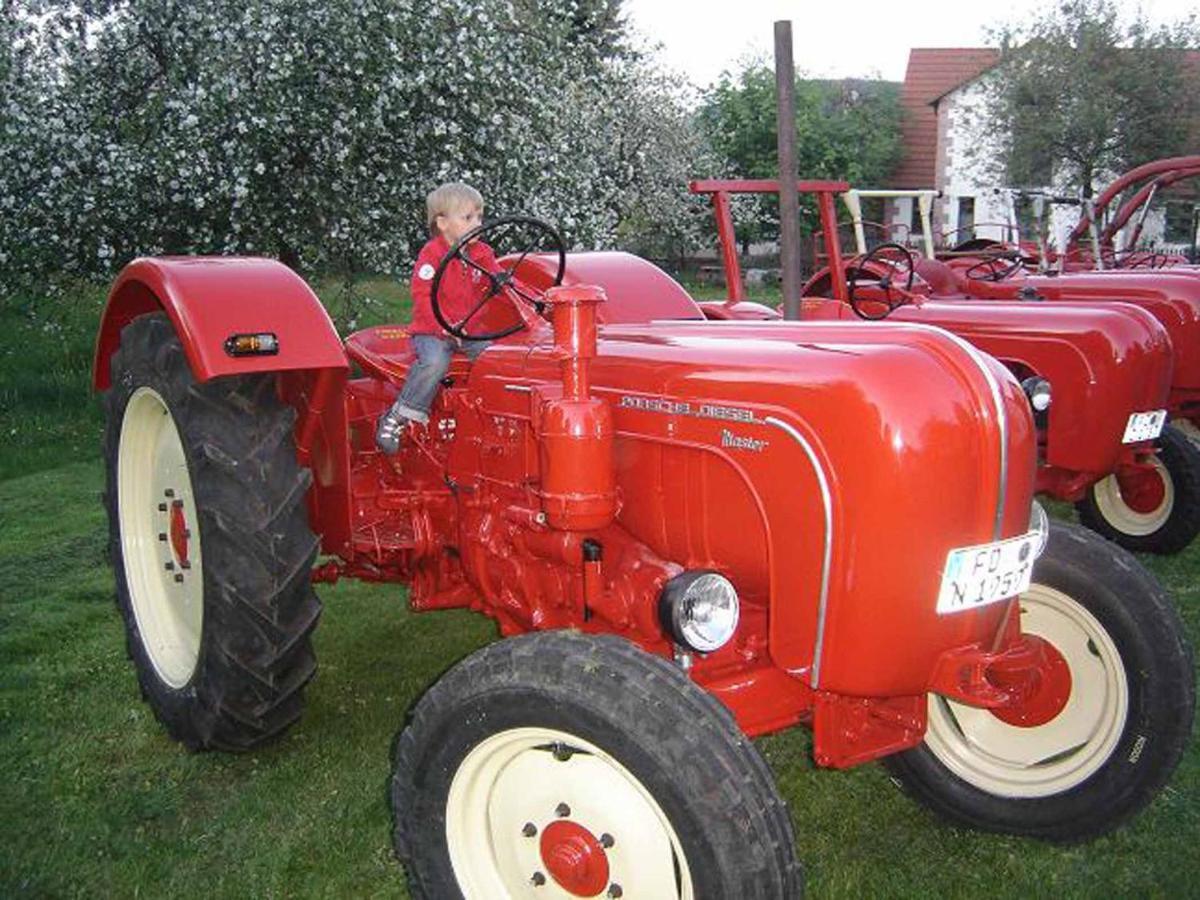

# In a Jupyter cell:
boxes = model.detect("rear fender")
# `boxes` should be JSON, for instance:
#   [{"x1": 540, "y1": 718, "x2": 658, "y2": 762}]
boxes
[{"x1": 93, "y1": 256, "x2": 348, "y2": 390}]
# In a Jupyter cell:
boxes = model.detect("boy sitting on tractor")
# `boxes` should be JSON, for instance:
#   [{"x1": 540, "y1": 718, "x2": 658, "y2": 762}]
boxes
[{"x1": 376, "y1": 182, "x2": 498, "y2": 453}]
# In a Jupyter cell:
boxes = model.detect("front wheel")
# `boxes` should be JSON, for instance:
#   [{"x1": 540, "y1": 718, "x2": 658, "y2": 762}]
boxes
[
  {"x1": 884, "y1": 522, "x2": 1194, "y2": 841},
  {"x1": 1076, "y1": 424, "x2": 1200, "y2": 554},
  {"x1": 391, "y1": 631, "x2": 801, "y2": 899}
]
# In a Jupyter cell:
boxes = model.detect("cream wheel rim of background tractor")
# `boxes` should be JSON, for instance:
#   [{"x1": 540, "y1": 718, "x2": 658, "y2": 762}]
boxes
[
  {"x1": 118, "y1": 387, "x2": 204, "y2": 689},
  {"x1": 924, "y1": 584, "x2": 1128, "y2": 799},
  {"x1": 1091, "y1": 459, "x2": 1174, "y2": 536},
  {"x1": 446, "y1": 726, "x2": 695, "y2": 899}
]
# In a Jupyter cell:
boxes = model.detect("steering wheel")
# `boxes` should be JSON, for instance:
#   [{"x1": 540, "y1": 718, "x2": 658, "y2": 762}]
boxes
[
  {"x1": 847, "y1": 242, "x2": 915, "y2": 320},
  {"x1": 431, "y1": 215, "x2": 566, "y2": 341},
  {"x1": 964, "y1": 251, "x2": 1025, "y2": 282}
]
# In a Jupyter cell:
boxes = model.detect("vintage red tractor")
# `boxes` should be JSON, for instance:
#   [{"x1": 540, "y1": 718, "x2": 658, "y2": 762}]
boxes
[
  {"x1": 845, "y1": 172, "x2": 1200, "y2": 446},
  {"x1": 95, "y1": 217, "x2": 1194, "y2": 897},
  {"x1": 689, "y1": 179, "x2": 1200, "y2": 556}
]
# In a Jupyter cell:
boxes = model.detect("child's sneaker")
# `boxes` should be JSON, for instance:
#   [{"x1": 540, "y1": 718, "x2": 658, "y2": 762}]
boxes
[
  {"x1": 375, "y1": 411, "x2": 406, "y2": 455},
  {"x1": 375, "y1": 402, "x2": 429, "y2": 455}
]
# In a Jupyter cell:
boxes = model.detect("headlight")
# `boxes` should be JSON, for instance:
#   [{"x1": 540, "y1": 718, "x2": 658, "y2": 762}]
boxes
[
  {"x1": 659, "y1": 571, "x2": 740, "y2": 653},
  {"x1": 1029, "y1": 500, "x2": 1050, "y2": 558},
  {"x1": 1021, "y1": 376, "x2": 1052, "y2": 413}
]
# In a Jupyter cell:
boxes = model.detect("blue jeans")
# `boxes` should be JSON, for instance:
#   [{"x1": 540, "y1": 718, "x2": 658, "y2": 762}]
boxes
[{"x1": 392, "y1": 334, "x2": 490, "y2": 423}]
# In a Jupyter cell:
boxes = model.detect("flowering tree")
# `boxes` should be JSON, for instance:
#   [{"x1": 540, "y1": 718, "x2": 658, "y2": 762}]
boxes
[{"x1": 0, "y1": 0, "x2": 712, "y2": 303}]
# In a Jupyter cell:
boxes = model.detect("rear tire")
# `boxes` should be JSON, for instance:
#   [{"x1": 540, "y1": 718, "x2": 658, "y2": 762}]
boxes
[
  {"x1": 884, "y1": 522, "x2": 1194, "y2": 841},
  {"x1": 1076, "y1": 424, "x2": 1200, "y2": 554},
  {"x1": 103, "y1": 313, "x2": 322, "y2": 750},
  {"x1": 392, "y1": 631, "x2": 802, "y2": 899}
]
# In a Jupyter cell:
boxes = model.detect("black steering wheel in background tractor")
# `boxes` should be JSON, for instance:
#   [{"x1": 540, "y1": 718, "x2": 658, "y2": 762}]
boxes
[
  {"x1": 431, "y1": 216, "x2": 567, "y2": 342},
  {"x1": 964, "y1": 250, "x2": 1027, "y2": 282},
  {"x1": 847, "y1": 241, "x2": 916, "y2": 320}
]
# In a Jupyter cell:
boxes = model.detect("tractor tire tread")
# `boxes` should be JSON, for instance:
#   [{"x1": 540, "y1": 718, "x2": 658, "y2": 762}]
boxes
[
  {"x1": 884, "y1": 522, "x2": 1193, "y2": 842},
  {"x1": 392, "y1": 631, "x2": 803, "y2": 899},
  {"x1": 1076, "y1": 423, "x2": 1200, "y2": 554},
  {"x1": 103, "y1": 313, "x2": 322, "y2": 752}
]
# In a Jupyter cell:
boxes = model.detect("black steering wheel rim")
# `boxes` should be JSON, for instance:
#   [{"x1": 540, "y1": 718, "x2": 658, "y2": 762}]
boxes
[
  {"x1": 847, "y1": 242, "x2": 915, "y2": 320},
  {"x1": 964, "y1": 251, "x2": 1025, "y2": 282},
  {"x1": 430, "y1": 215, "x2": 566, "y2": 341}
]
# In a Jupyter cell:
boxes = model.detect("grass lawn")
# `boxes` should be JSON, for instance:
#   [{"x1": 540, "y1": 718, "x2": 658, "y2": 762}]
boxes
[{"x1": 1, "y1": 277, "x2": 1197, "y2": 897}]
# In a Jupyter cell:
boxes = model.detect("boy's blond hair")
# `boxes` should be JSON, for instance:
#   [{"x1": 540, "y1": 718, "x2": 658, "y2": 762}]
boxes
[{"x1": 427, "y1": 182, "x2": 483, "y2": 231}]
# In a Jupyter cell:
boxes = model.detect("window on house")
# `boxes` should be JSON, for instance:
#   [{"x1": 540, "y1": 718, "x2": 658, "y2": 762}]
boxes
[
  {"x1": 1165, "y1": 202, "x2": 1195, "y2": 243},
  {"x1": 957, "y1": 197, "x2": 976, "y2": 239}
]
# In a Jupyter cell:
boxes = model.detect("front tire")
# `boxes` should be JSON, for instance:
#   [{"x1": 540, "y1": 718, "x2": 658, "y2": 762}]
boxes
[
  {"x1": 885, "y1": 522, "x2": 1194, "y2": 841},
  {"x1": 392, "y1": 631, "x2": 802, "y2": 899},
  {"x1": 1076, "y1": 423, "x2": 1200, "y2": 554},
  {"x1": 103, "y1": 313, "x2": 322, "y2": 750}
]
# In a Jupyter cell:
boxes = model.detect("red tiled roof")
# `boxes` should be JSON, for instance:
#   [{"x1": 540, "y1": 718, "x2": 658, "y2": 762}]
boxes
[{"x1": 886, "y1": 48, "x2": 1000, "y2": 188}]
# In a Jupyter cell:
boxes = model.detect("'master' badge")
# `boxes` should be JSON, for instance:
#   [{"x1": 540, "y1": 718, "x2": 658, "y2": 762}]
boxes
[{"x1": 417, "y1": 263, "x2": 435, "y2": 280}]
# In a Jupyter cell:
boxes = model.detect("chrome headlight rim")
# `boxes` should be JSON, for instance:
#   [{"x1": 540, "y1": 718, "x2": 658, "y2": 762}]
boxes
[{"x1": 659, "y1": 570, "x2": 741, "y2": 654}]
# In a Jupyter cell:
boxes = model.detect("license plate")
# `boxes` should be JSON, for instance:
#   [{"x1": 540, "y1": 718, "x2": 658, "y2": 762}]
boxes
[
  {"x1": 1123, "y1": 410, "x2": 1166, "y2": 444},
  {"x1": 937, "y1": 533, "x2": 1039, "y2": 615}
]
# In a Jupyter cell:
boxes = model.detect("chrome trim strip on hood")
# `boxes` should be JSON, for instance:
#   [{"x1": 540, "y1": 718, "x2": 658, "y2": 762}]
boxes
[
  {"x1": 764, "y1": 416, "x2": 833, "y2": 689},
  {"x1": 649, "y1": 318, "x2": 1009, "y2": 539}
]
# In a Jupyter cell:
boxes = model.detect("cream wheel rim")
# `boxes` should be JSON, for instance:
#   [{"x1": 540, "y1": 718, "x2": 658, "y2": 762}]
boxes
[
  {"x1": 925, "y1": 584, "x2": 1128, "y2": 798},
  {"x1": 1091, "y1": 460, "x2": 1173, "y2": 536},
  {"x1": 118, "y1": 387, "x2": 204, "y2": 688},
  {"x1": 446, "y1": 727, "x2": 695, "y2": 899}
]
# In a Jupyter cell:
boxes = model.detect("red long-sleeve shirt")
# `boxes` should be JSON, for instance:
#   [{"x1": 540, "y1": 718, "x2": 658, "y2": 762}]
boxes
[{"x1": 408, "y1": 234, "x2": 499, "y2": 336}]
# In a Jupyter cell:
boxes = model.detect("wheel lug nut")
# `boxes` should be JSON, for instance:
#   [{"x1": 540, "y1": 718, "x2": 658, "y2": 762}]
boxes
[
  {"x1": 181, "y1": 561, "x2": 191, "y2": 570},
  {"x1": 174, "y1": 573, "x2": 184, "y2": 583},
  {"x1": 531, "y1": 871, "x2": 546, "y2": 887},
  {"x1": 172, "y1": 499, "x2": 183, "y2": 509},
  {"x1": 158, "y1": 533, "x2": 167, "y2": 542},
  {"x1": 165, "y1": 562, "x2": 175, "y2": 571},
  {"x1": 600, "y1": 833, "x2": 614, "y2": 848},
  {"x1": 522, "y1": 822, "x2": 537, "y2": 837},
  {"x1": 158, "y1": 503, "x2": 168, "y2": 512},
  {"x1": 555, "y1": 802, "x2": 570, "y2": 818},
  {"x1": 164, "y1": 488, "x2": 175, "y2": 498},
  {"x1": 608, "y1": 884, "x2": 623, "y2": 898}
]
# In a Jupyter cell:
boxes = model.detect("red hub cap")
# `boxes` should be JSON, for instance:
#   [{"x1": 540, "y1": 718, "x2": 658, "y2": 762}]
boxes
[
  {"x1": 539, "y1": 820, "x2": 610, "y2": 897},
  {"x1": 1115, "y1": 464, "x2": 1167, "y2": 514},
  {"x1": 990, "y1": 635, "x2": 1072, "y2": 727},
  {"x1": 169, "y1": 500, "x2": 190, "y2": 567}
]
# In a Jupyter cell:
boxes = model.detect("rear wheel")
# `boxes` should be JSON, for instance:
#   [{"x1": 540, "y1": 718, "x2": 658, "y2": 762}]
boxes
[
  {"x1": 884, "y1": 523, "x2": 1194, "y2": 841},
  {"x1": 1076, "y1": 424, "x2": 1200, "y2": 554},
  {"x1": 392, "y1": 631, "x2": 802, "y2": 899},
  {"x1": 103, "y1": 313, "x2": 322, "y2": 750}
]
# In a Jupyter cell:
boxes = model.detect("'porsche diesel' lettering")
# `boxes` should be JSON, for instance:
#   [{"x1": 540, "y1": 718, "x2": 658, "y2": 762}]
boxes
[{"x1": 618, "y1": 394, "x2": 762, "y2": 424}]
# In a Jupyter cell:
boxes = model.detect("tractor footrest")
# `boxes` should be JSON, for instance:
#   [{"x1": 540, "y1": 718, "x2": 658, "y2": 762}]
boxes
[{"x1": 351, "y1": 526, "x2": 417, "y2": 558}]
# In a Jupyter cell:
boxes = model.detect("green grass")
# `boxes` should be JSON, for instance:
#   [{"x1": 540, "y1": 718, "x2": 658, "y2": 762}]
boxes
[{"x1": 1, "y1": 277, "x2": 1198, "y2": 897}]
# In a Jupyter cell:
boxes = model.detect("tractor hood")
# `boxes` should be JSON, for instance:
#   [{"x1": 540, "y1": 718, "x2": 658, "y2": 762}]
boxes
[
  {"x1": 799, "y1": 296, "x2": 1172, "y2": 476},
  {"x1": 476, "y1": 319, "x2": 1037, "y2": 697},
  {"x1": 964, "y1": 271, "x2": 1200, "y2": 392}
]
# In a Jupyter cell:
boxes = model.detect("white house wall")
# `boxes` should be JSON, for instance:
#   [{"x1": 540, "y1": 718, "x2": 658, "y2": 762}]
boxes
[{"x1": 935, "y1": 75, "x2": 1180, "y2": 253}]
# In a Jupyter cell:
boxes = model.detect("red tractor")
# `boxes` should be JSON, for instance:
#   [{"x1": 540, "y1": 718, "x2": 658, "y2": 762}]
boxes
[
  {"x1": 691, "y1": 179, "x2": 1200, "y2": 556},
  {"x1": 95, "y1": 216, "x2": 1193, "y2": 897},
  {"x1": 846, "y1": 166, "x2": 1200, "y2": 446}
]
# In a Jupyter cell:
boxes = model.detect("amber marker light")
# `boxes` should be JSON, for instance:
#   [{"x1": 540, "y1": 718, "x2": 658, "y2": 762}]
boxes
[{"x1": 224, "y1": 332, "x2": 280, "y2": 356}]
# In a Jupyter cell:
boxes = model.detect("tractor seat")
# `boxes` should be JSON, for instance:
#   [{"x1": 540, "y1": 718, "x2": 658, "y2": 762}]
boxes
[{"x1": 344, "y1": 326, "x2": 474, "y2": 386}]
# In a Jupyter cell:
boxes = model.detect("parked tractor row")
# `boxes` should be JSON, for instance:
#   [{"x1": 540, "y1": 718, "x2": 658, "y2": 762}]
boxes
[{"x1": 95, "y1": 178, "x2": 1195, "y2": 896}]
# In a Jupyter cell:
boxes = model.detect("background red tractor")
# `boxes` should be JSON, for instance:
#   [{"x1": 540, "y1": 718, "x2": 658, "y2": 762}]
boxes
[
  {"x1": 94, "y1": 216, "x2": 1194, "y2": 896},
  {"x1": 690, "y1": 179, "x2": 1200, "y2": 556}
]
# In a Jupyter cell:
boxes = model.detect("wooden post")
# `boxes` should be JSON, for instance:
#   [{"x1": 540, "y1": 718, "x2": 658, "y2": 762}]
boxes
[{"x1": 775, "y1": 21, "x2": 801, "y2": 320}]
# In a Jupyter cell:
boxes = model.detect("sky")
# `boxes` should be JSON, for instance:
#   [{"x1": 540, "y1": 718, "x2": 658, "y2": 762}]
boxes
[{"x1": 624, "y1": 0, "x2": 1199, "y2": 88}]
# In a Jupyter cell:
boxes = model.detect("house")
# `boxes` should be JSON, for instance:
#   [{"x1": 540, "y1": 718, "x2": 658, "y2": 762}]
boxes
[{"x1": 881, "y1": 48, "x2": 1199, "y2": 254}]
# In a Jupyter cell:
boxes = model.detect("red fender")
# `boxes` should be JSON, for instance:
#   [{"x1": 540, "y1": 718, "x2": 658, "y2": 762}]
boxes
[{"x1": 93, "y1": 256, "x2": 347, "y2": 390}]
